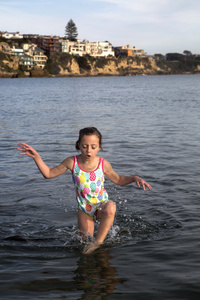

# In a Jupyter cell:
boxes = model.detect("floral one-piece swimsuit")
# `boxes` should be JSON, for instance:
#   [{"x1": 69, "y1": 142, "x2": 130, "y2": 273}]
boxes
[{"x1": 71, "y1": 156, "x2": 109, "y2": 219}]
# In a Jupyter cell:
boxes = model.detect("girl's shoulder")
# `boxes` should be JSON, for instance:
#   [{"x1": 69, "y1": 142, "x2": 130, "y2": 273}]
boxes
[
  {"x1": 102, "y1": 158, "x2": 112, "y2": 173},
  {"x1": 61, "y1": 156, "x2": 74, "y2": 171}
]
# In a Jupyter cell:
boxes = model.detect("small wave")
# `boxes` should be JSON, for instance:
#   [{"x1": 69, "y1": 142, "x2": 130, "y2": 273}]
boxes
[{"x1": 104, "y1": 212, "x2": 182, "y2": 246}]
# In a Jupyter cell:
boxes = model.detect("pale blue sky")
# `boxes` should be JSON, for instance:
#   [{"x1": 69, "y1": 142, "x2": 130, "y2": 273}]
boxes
[{"x1": 0, "y1": 0, "x2": 199, "y2": 55}]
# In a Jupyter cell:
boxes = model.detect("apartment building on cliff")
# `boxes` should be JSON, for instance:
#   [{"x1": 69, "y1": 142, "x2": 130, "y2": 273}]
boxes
[
  {"x1": 39, "y1": 36, "x2": 61, "y2": 54},
  {"x1": 60, "y1": 39, "x2": 114, "y2": 57},
  {"x1": 23, "y1": 44, "x2": 48, "y2": 68},
  {"x1": 114, "y1": 45, "x2": 146, "y2": 57}
]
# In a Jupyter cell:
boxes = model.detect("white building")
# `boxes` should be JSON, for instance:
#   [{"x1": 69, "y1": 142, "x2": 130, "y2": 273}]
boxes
[
  {"x1": 60, "y1": 39, "x2": 114, "y2": 57},
  {"x1": 70, "y1": 40, "x2": 87, "y2": 56},
  {"x1": 60, "y1": 40, "x2": 76, "y2": 53},
  {"x1": 11, "y1": 45, "x2": 24, "y2": 56},
  {"x1": 95, "y1": 41, "x2": 114, "y2": 57},
  {"x1": 2, "y1": 31, "x2": 23, "y2": 39}
]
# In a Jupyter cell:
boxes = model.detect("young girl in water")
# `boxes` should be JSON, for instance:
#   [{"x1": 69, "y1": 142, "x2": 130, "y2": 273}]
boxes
[{"x1": 18, "y1": 127, "x2": 152, "y2": 254}]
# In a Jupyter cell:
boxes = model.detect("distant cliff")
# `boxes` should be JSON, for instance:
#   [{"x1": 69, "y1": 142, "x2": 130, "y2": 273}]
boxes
[
  {"x1": 43, "y1": 53, "x2": 200, "y2": 77},
  {"x1": 0, "y1": 52, "x2": 19, "y2": 78},
  {"x1": 0, "y1": 52, "x2": 200, "y2": 78}
]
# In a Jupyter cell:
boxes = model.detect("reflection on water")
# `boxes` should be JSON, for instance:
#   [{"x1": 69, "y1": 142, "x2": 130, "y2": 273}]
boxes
[
  {"x1": 74, "y1": 248, "x2": 125, "y2": 299},
  {"x1": 12, "y1": 248, "x2": 124, "y2": 299}
]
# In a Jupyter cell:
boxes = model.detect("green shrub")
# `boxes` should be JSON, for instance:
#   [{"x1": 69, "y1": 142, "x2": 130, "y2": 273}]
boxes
[
  {"x1": 95, "y1": 57, "x2": 108, "y2": 69},
  {"x1": 75, "y1": 56, "x2": 91, "y2": 71},
  {"x1": 45, "y1": 57, "x2": 60, "y2": 75}
]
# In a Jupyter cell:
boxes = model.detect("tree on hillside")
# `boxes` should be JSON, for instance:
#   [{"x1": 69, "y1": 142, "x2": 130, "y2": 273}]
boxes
[
  {"x1": 183, "y1": 50, "x2": 192, "y2": 56},
  {"x1": 65, "y1": 19, "x2": 78, "y2": 41}
]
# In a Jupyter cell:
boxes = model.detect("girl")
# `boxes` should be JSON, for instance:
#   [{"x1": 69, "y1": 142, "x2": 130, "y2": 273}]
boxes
[{"x1": 18, "y1": 127, "x2": 152, "y2": 254}]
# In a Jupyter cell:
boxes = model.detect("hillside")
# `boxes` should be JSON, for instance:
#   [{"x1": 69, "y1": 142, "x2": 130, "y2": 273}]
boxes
[{"x1": 0, "y1": 52, "x2": 200, "y2": 78}]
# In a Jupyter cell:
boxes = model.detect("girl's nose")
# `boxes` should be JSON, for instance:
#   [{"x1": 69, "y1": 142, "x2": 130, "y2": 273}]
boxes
[{"x1": 87, "y1": 146, "x2": 91, "y2": 151}]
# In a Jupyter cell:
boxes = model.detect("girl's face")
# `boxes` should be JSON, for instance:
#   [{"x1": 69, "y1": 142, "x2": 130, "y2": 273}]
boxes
[{"x1": 79, "y1": 134, "x2": 101, "y2": 160}]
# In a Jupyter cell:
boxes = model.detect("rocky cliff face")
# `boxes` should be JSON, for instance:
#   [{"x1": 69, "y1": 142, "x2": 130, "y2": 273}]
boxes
[
  {"x1": 57, "y1": 56, "x2": 165, "y2": 77},
  {"x1": 0, "y1": 52, "x2": 200, "y2": 78},
  {"x1": 0, "y1": 53, "x2": 19, "y2": 77},
  {"x1": 45, "y1": 54, "x2": 200, "y2": 77}
]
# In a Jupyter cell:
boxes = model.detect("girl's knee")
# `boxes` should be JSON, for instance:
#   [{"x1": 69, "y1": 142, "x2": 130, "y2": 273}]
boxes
[{"x1": 104, "y1": 201, "x2": 116, "y2": 217}]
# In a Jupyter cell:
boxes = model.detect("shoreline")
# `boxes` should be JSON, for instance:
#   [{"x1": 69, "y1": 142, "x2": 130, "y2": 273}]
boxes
[{"x1": 0, "y1": 70, "x2": 199, "y2": 79}]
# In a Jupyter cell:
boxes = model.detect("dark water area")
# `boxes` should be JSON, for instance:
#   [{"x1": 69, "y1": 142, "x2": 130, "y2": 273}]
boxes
[{"x1": 0, "y1": 74, "x2": 200, "y2": 299}]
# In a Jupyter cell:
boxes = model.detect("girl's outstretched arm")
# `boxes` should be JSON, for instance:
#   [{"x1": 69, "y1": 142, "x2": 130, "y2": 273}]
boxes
[
  {"x1": 18, "y1": 142, "x2": 72, "y2": 179},
  {"x1": 104, "y1": 159, "x2": 152, "y2": 191}
]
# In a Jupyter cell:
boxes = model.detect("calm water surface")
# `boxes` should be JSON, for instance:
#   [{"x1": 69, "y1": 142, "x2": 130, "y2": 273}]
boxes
[{"x1": 0, "y1": 74, "x2": 200, "y2": 299}]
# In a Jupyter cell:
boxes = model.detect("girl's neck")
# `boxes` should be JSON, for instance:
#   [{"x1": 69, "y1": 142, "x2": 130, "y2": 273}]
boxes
[{"x1": 78, "y1": 155, "x2": 99, "y2": 172}]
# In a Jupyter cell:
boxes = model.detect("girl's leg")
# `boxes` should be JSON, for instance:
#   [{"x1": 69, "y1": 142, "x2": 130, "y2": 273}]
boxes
[
  {"x1": 81, "y1": 201, "x2": 116, "y2": 254},
  {"x1": 95, "y1": 200, "x2": 116, "y2": 244},
  {"x1": 78, "y1": 209, "x2": 95, "y2": 238}
]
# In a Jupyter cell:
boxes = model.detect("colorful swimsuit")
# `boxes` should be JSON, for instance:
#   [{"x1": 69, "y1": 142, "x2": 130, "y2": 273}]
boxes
[{"x1": 72, "y1": 156, "x2": 109, "y2": 219}]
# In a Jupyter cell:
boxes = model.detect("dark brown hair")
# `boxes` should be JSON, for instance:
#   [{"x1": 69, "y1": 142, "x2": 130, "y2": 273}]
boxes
[{"x1": 75, "y1": 127, "x2": 103, "y2": 150}]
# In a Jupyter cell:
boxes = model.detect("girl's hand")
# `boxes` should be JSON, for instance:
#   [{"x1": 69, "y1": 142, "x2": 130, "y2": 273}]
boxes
[
  {"x1": 133, "y1": 176, "x2": 152, "y2": 191},
  {"x1": 18, "y1": 142, "x2": 39, "y2": 159}
]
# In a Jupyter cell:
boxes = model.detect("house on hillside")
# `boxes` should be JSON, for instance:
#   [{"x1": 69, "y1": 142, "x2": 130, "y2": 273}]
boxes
[
  {"x1": 132, "y1": 48, "x2": 146, "y2": 56},
  {"x1": 18, "y1": 55, "x2": 34, "y2": 69},
  {"x1": 11, "y1": 45, "x2": 24, "y2": 56},
  {"x1": 114, "y1": 45, "x2": 146, "y2": 57},
  {"x1": 2, "y1": 31, "x2": 23, "y2": 39},
  {"x1": 69, "y1": 40, "x2": 87, "y2": 56},
  {"x1": 95, "y1": 41, "x2": 114, "y2": 57},
  {"x1": 23, "y1": 44, "x2": 48, "y2": 68},
  {"x1": 60, "y1": 39, "x2": 77, "y2": 53}
]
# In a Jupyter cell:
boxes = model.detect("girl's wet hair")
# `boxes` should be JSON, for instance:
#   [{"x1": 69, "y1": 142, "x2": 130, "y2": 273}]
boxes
[{"x1": 76, "y1": 127, "x2": 103, "y2": 150}]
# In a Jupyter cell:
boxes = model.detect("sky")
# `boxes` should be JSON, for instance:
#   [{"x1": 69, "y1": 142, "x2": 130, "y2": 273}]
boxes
[{"x1": 0, "y1": 0, "x2": 199, "y2": 55}]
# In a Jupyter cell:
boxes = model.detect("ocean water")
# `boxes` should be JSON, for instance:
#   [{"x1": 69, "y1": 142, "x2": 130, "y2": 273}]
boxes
[{"x1": 0, "y1": 74, "x2": 200, "y2": 299}]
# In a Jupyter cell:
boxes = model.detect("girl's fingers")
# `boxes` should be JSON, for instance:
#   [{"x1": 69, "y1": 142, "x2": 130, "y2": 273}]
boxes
[
  {"x1": 18, "y1": 142, "x2": 30, "y2": 149},
  {"x1": 136, "y1": 180, "x2": 152, "y2": 190},
  {"x1": 136, "y1": 181, "x2": 140, "y2": 188},
  {"x1": 17, "y1": 147, "x2": 26, "y2": 152},
  {"x1": 145, "y1": 183, "x2": 152, "y2": 190}
]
